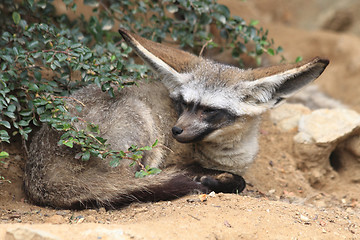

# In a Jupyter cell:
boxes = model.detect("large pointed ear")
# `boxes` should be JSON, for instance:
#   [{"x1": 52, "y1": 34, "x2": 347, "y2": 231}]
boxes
[
  {"x1": 243, "y1": 57, "x2": 329, "y2": 108},
  {"x1": 118, "y1": 28, "x2": 200, "y2": 89}
]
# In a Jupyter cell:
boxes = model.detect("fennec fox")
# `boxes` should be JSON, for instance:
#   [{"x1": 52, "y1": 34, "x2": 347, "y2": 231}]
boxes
[{"x1": 24, "y1": 28, "x2": 329, "y2": 209}]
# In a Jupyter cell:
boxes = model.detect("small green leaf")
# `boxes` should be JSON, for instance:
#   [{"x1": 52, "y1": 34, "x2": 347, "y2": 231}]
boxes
[
  {"x1": 28, "y1": 41, "x2": 39, "y2": 49},
  {"x1": 13, "y1": 47, "x2": 19, "y2": 56},
  {"x1": 95, "y1": 136, "x2": 106, "y2": 144},
  {"x1": 50, "y1": 63, "x2": 56, "y2": 70},
  {"x1": 212, "y1": 13, "x2": 226, "y2": 25},
  {"x1": 53, "y1": 60, "x2": 61, "y2": 68},
  {"x1": 138, "y1": 146, "x2": 152, "y2": 151},
  {"x1": 46, "y1": 56, "x2": 54, "y2": 63},
  {"x1": 20, "y1": 110, "x2": 33, "y2": 117},
  {"x1": 1, "y1": 55, "x2": 13, "y2": 63},
  {"x1": 135, "y1": 170, "x2": 147, "y2": 178},
  {"x1": 267, "y1": 48, "x2": 275, "y2": 56},
  {"x1": 101, "y1": 17, "x2": 114, "y2": 31},
  {"x1": 152, "y1": 139, "x2": 158, "y2": 147},
  {"x1": 70, "y1": 43, "x2": 82, "y2": 49},
  {"x1": 71, "y1": 3, "x2": 77, "y2": 11},
  {"x1": 295, "y1": 56, "x2": 303, "y2": 63},
  {"x1": 34, "y1": 71, "x2": 42, "y2": 81},
  {"x1": 86, "y1": 123, "x2": 99, "y2": 133},
  {"x1": 7, "y1": 104, "x2": 16, "y2": 112},
  {"x1": 166, "y1": 5, "x2": 179, "y2": 13},
  {"x1": 75, "y1": 152, "x2": 83, "y2": 159},
  {"x1": 110, "y1": 55, "x2": 116, "y2": 62},
  {"x1": 0, "y1": 121, "x2": 11, "y2": 129},
  {"x1": 84, "y1": 52, "x2": 92, "y2": 60},
  {"x1": 147, "y1": 167, "x2": 162, "y2": 175},
  {"x1": 84, "y1": 0, "x2": 99, "y2": 7},
  {"x1": 110, "y1": 159, "x2": 120, "y2": 168},
  {"x1": 249, "y1": 19, "x2": 259, "y2": 26},
  {"x1": 0, "y1": 151, "x2": 9, "y2": 159},
  {"x1": 62, "y1": 140, "x2": 74, "y2": 148},
  {"x1": 12, "y1": 12, "x2": 21, "y2": 25},
  {"x1": 82, "y1": 151, "x2": 90, "y2": 161},
  {"x1": 18, "y1": 120, "x2": 30, "y2": 127},
  {"x1": 4, "y1": 111, "x2": 15, "y2": 119}
]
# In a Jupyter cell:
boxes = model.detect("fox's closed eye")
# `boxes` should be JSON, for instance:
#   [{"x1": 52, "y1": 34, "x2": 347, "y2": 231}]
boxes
[
  {"x1": 203, "y1": 108, "x2": 218, "y2": 114},
  {"x1": 181, "y1": 101, "x2": 188, "y2": 108}
]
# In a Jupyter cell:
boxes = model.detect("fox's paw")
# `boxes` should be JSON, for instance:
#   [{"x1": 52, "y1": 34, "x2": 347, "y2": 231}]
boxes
[{"x1": 194, "y1": 172, "x2": 246, "y2": 194}]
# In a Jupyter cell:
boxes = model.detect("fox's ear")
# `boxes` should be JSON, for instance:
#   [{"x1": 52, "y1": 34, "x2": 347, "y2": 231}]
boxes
[
  {"x1": 244, "y1": 57, "x2": 329, "y2": 109},
  {"x1": 118, "y1": 28, "x2": 200, "y2": 89}
]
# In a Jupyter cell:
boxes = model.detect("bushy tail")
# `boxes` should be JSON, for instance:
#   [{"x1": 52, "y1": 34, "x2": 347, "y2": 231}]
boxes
[
  {"x1": 24, "y1": 126, "x2": 245, "y2": 209},
  {"x1": 24, "y1": 142, "x2": 206, "y2": 209}
]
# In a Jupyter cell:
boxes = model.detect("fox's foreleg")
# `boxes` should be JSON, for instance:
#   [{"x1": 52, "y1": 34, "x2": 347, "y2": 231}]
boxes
[
  {"x1": 113, "y1": 165, "x2": 246, "y2": 208},
  {"x1": 185, "y1": 164, "x2": 246, "y2": 194}
]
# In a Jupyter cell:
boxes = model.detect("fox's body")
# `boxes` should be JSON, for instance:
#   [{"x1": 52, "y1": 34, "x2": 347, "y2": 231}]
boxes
[{"x1": 24, "y1": 29, "x2": 329, "y2": 208}]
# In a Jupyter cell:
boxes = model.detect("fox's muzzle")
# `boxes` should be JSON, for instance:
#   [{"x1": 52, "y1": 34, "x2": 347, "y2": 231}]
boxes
[
  {"x1": 171, "y1": 124, "x2": 212, "y2": 143},
  {"x1": 171, "y1": 117, "x2": 212, "y2": 143}
]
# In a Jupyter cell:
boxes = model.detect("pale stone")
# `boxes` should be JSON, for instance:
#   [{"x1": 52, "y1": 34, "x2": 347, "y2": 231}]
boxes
[
  {"x1": 5, "y1": 227, "x2": 60, "y2": 240},
  {"x1": 293, "y1": 132, "x2": 314, "y2": 144},
  {"x1": 293, "y1": 108, "x2": 360, "y2": 188},
  {"x1": 270, "y1": 103, "x2": 311, "y2": 132},
  {"x1": 295, "y1": 108, "x2": 360, "y2": 144}
]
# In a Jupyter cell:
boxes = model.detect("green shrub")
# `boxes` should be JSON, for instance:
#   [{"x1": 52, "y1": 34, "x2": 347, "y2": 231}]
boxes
[{"x1": 0, "y1": 0, "x2": 282, "y2": 176}]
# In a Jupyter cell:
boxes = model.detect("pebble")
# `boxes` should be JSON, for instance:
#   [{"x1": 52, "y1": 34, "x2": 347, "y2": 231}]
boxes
[
  {"x1": 346, "y1": 208, "x2": 354, "y2": 214},
  {"x1": 268, "y1": 189, "x2": 276, "y2": 194},
  {"x1": 300, "y1": 215, "x2": 310, "y2": 222},
  {"x1": 55, "y1": 210, "x2": 69, "y2": 216},
  {"x1": 208, "y1": 191, "x2": 216, "y2": 197}
]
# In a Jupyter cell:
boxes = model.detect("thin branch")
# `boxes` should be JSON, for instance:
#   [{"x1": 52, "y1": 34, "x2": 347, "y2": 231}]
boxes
[
  {"x1": 199, "y1": 39, "x2": 213, "y2": 57},
  {"x1": 52, "y1": 96, "x2": 86, "y2": 107}
]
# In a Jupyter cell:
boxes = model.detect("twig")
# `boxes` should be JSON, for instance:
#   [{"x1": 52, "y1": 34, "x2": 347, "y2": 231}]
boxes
[
  {"x1": 188, "y1": 214, "x2": 201, "y2": 221},
  {"x1": 199, "y1": 39, "x2": 213, "y2": 57},
  {"x1": 53, "y1": 96, "x2": 86, "y2": 107}
]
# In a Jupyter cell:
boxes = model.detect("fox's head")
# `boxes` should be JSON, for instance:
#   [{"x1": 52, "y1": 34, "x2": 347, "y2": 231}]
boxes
[{"x1": 119, "y1": 28, "x2": 329, "y2": 143}]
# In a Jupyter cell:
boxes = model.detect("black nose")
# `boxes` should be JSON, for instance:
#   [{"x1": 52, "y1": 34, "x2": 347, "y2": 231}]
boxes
[{"x1": 172, "y1": 126, "x2": 183, "y2": 136}]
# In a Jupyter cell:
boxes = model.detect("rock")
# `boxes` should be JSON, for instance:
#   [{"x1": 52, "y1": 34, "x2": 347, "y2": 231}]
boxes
[
  {"x1": 270, "y1": 103, "x2": 311, "y2": 132},
  {"x1": 345, "y1": 135, "x2": 360, "y2": 157},
  {"x1": 295, "y1": 108, "x2": 360, "y2": 144},
  {"x1": 5, "y1": 227, "x2": 60, "y2": 240},
  {"x1": 293, "y1": 108, "x2": 360, "y2": 187}
]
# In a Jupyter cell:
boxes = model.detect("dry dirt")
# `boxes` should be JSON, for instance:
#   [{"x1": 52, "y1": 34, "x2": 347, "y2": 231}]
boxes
[{"x1": 1, "y1": 0, "x2": 360, "y2": 239}]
